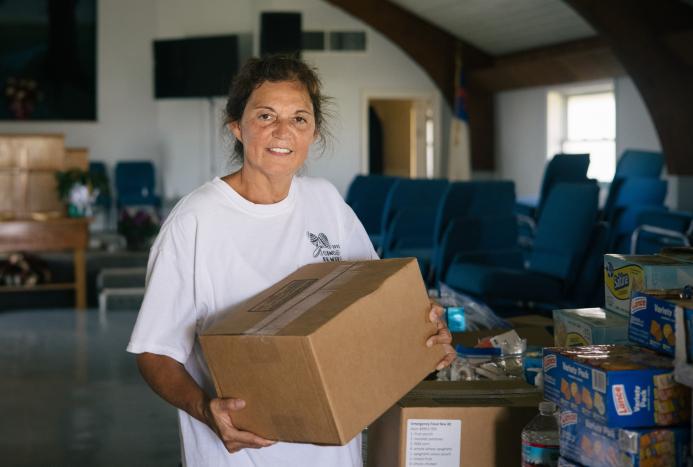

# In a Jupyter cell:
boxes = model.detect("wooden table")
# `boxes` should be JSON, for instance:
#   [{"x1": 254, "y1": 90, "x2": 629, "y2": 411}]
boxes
[{"x1": 0, "y1": 217, "x2": 89, "y2": 309}]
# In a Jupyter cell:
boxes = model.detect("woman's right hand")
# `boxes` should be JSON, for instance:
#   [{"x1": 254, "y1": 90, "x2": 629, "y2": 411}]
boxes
[{"x1": 203, "y1": 397, "x2": 276, "y2": 454}]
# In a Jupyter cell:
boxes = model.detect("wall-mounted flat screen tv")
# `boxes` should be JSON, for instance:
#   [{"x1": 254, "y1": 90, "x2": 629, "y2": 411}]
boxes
[
  {"x1": 0, "y1": 0, "x2": 97, "y2": 120},
  {"x1": 154, "y1": 35, "x2": 238, "y2": 98}
]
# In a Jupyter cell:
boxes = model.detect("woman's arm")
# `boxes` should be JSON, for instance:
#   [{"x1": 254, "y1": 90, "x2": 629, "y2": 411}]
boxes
[{"x1": 136, "y1": 352, "x2": 275, "y2": 453}]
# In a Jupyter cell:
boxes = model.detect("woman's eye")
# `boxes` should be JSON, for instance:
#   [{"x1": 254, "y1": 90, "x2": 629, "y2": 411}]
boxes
[
  {"x1": 294, "y1": 116, "x2": 308, "y2": 124},
  {"x1": 258, "y1": 113, "x2": 273, "y2": 121}
]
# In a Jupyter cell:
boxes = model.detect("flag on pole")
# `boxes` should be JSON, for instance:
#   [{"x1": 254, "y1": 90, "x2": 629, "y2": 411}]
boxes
[{"x1": 447, "y1": 53, "x2": 471, "y2": 181}]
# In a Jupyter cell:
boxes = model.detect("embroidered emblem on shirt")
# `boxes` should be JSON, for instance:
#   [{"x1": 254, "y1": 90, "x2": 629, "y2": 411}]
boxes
[{"x1": 306, "y1": 231, "x2": 342, "y2": 262}]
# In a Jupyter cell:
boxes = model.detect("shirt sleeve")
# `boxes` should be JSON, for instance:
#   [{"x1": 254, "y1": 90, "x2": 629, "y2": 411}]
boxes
[
  {"x1": 340, "y1": 202, "x2": 380, "y2": 261},
  {"x1": 126, "y1": 216, "x2": 198, "y2": 364}
]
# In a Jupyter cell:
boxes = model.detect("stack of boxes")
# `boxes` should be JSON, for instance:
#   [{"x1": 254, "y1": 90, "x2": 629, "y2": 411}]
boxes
[{"x1": 547, "y1": 252, "x2": 693, "y2": 466}]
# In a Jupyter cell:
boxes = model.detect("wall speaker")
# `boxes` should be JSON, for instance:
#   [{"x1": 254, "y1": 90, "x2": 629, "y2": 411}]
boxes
[{"x1": 260, "y1": 12, "x2": 302, "y2": 56}]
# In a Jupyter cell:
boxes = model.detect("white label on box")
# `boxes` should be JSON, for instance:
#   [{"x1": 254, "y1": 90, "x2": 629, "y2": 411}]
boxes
[{"x1": 405, "y1": 419, "x2": 461, "y2": 467}]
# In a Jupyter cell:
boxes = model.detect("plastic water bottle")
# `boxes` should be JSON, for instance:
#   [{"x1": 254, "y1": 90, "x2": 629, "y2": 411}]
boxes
[{"x1": 521, "y1": 401, "x2": 559, "y2": 467}]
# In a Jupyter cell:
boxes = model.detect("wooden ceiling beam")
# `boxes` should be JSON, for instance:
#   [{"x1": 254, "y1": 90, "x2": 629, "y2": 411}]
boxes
[
  {"x1": 565, "y1": 0, "x2": 693, "y2": 175},
  {"x1": 324, "y1": 0, "x2": 496, "y2": 171},
  {"x1": 470, "y1": 37, "x2": 625, "y2": 92}
]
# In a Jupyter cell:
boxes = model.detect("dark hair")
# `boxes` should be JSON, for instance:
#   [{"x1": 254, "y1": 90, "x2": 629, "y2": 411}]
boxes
[{"x1": 224, "y1": 54, "x2": 331, "y2": 161}]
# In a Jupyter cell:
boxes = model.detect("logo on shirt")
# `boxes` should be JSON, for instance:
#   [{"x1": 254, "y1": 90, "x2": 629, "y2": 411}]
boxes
[{"x1": 307, "y1": 231, "x2": 341, "y2": 262}]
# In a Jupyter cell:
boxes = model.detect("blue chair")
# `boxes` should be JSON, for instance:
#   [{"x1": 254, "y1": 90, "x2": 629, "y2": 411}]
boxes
[
  {"x1": 429, "y1": 181, "x2": 517, "y2": 285},
  {"x1": 345, "y1": 175, "x2": 399, "y2": 252},
  {"x1": 89, "y1": 161, "x2": 112, "y2": 211},
  {"x1": 380, "y1": 178, "x2": 449, "y2": 273},
  {"x1": 615, "y1": 149, "x2": 664, "y2": 178},
  {"x1": 517, "y1": 153, "x2": 590, "y2": 221},
  {"x1": 444, "y1": 182, "x2": 599, "y2": 315},
  {"x1": 604, "y1": 178, "x2": 668, "y2": 253},
  {"x1": 114, "y1": 161, "x2": 162, "y2": 210},
  {"x1": 630, "y1": 209, "x2": 693, "y2": 254},
  {"x1": 602, "y1": 149, "x2": 664, "y2": 219}
]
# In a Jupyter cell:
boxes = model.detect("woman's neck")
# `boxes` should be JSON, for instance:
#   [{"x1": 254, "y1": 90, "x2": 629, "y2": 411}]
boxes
[{"x1": 222, "y1": 169, "x2": 293, "y2": 204}]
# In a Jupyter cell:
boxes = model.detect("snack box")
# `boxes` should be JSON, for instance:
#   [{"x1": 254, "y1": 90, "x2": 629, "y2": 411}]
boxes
[
  {"x1": 559, "y1": 410, "x2": 690, "y2": 467},
  {"x1": 553, "y1": 307, "x2": 629, "y2": 347},
  {"x1": 629, "y1": 291, "x2": 686, "y2": 356},
  {"x1": 603, "y1": 254, "x2": 693, "y2": 316},
  {"x1": 660, "y1": 247, "x2": 693, "y2": 264},
  {"x1": 543, "y1": 345, "x2": 690, "y2": 427}
]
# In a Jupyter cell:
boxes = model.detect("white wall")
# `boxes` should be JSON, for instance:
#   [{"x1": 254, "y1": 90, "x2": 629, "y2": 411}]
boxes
[
  {"x1": 153, "y1": 0, "x2": 442, "y2": 199},
  {"x1": 0, "y1": 0, "x2": 160, "y2": 176},
  {"x1": 494, "y1": 87, "x2": 548, "y2": 199},
  {"x1": 0, "y1": 0, "x2": 443, "y2": 201},
  {"x1": 494, "y1": 76, "x2": 692, "y2": 210}
]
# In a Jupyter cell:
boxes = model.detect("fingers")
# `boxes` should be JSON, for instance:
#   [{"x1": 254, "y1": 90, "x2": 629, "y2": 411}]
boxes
[
  {"x1": 222, "y1": 428, "x2": 275, "y2": 453},
  {"x1": 435, "y1": 344, "x2": 457, "y2": 371},
  {"x1": 428, "y1": 300, "x2": 445, "y2": 325},
  {"x1": 216, "y1": 397, "x2": 246, "y2": 412},
  {"x1": 426, "y1": 325, "x2": 452, "y2": 348}
]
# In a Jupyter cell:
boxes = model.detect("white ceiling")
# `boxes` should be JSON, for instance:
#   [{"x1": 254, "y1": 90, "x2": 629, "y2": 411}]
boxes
[{"x1": 390, "y1": 0, "x2": 597, "y2": 55}]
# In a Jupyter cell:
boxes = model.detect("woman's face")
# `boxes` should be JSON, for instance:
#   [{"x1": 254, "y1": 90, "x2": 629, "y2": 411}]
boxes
[{"x1": 230, "y1": 80, "x2": 317, "y2": 181}]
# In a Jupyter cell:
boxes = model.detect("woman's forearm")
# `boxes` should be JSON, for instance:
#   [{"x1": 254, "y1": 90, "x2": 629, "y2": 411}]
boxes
[{"x1": 136, "y1": 352, "x2": 211, "y2": 425}]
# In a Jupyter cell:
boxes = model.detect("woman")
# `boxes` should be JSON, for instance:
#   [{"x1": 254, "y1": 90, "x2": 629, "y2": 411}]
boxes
[{"x1": 127, "y1": 55, "x2": 455, "y2": 467}]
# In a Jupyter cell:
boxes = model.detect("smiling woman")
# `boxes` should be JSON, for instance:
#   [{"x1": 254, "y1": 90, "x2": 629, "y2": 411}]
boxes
[{"x1": 126, "y1": 54, "x2": 455, "y2": 467}]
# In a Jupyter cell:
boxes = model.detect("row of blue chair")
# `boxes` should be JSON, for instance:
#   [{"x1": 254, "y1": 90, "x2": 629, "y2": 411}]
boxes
[
  {"x1": 89, "y1": 160, "x2": 162, "y2": 213},
  {"x1": 346, "y1": 175, "x2": 605, "y2": 314}
]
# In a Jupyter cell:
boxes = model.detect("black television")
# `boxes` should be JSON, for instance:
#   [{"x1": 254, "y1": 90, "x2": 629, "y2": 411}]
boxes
[{"x1": 154, "y1": 35, "x2": 238, "y2": 98}]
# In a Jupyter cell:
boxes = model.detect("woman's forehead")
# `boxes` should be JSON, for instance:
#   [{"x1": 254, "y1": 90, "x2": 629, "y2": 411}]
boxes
[{"x1": 247, "y1": 80, "x2": 313, "y2": 111}]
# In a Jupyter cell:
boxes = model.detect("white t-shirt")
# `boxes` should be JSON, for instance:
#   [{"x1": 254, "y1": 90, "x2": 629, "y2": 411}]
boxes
[{"x1": 127, "y1": 176, "x2": 377, "y2": 467}]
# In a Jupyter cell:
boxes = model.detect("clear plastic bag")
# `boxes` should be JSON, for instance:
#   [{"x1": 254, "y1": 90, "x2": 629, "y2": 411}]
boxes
[{"x1": 430, "y1": 283, "x2": 510, "y2": 332}]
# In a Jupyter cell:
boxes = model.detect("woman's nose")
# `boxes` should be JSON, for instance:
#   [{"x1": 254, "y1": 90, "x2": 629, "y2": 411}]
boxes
[{"x1": 272, "y1": 119, "x2": 291, "y2": 138}]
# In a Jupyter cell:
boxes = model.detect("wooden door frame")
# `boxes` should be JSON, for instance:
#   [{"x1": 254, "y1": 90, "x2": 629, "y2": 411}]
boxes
[{"x1": 361, "y1": 89, "x2": 441, "y2": 178}]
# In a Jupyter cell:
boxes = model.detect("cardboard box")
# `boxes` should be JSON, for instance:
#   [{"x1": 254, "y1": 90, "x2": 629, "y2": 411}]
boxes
[
  {"x1": 543, "y1": 345, "x2": 690, "y2": 427},
  {"x1": 603, "y1": 254, "x2": 693, "y2": 316},
  {"x1": 200, "y1": 258, "x2": 446, "y2": 445},
  {"x1": 0, "y1": 134, "x2": 65, "y2": 169},
  {"x1": 559, "y1": 410, "x2": 690, "y2": 467},
  {"x1": 366, "y1": 380, "x2": 541, "y2": 467},
  {"x1": 659, "y1": 247, "x2": 693, "y2": 264},
  {"x1": 553, "y1": 308, "x2": 629, "y2": 347},
  {"x1": 629, "y1": 291, "x2": 688, "y2": 356}
]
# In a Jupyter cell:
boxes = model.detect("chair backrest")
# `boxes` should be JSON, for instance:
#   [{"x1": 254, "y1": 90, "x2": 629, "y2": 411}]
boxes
[
  {"x1": 528, "y1": 182, "x2": 599, "y2": 280},
  {"x1": 615, "y1": 149, "x2": 664, "y2": 178},
  {"x1": 608, "y1": 178, "x2": 668, "y2": 233},
  {"x1": 435, "y1": 215, "x2": 519, "y2": 285},
  {"x1": 115, "y1": 161, "x2": 156, "y2": 198},
  {"x1": 345, "y1": 175, "x2": 398, "y2": 235},
  {"x1": 433, "y1": 180, "x2": 516, "y2": 245},
  {"x1": 568, "y1": 221, "x2": 610, "y2": 307},
  {"x1": 537, "y1": 153, "x2": 590, "y2": 216},
  {"x1": 380, "y1": 178, "x2": 449, "y2": 252},
  {"x1": 631, "y1": 209, "x2": 693, "y2": 254}
]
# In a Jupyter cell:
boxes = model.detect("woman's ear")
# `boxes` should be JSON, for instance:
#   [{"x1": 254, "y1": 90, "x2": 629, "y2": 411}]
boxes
[{"x1": 228, "y1": 122, "x2": 242, "y2": 142}]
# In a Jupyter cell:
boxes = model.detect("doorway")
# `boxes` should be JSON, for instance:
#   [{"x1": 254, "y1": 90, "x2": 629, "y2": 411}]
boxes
[{"x1": 362, "y1": 91, "x2": 440, "y2": 178}]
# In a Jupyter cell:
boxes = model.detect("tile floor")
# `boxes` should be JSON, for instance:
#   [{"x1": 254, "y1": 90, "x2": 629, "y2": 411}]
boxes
[{"x1": 0, "y1": 309, "x2": 180, "y2": 466}]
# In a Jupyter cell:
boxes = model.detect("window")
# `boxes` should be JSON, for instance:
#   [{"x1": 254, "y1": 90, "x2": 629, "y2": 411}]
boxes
[{"x1": 547, "y1": 84, "x2": 616, "y2": 182}]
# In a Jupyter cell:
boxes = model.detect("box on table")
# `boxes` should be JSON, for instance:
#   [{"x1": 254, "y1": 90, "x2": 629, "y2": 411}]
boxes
[
  {"x1": 629, "y1": 291, "x2": 691, "y2": 357},
  {"x1": 553, "y1": 308, "x2": 629, "y2": 347},
  {"x1": 604, "y1": 254, "x2": 693, "y2": 316},
  {"x1": 366, "y1": 380, "x2": 541, "y2": 467},
  {"x1": 660, "y1": 247, "x2": 693, "y2": 264},
  {"x1": 199, "y1": 258, "x2": 446, "y2": 445},
  {"x1": 543, "y1": 345, "x2": 690, "y2": 427},
  {"x1": 559, "y1": 410, "x2": 690, "y2": 467}
]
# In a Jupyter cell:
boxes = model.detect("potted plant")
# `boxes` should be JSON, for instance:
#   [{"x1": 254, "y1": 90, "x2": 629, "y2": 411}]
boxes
[
  {"x1": 118, "y1": 208, "x2": 160, "y2": 251},
  {"x1": 55, "y1": 169, "x2": 110, "y2": 217}
]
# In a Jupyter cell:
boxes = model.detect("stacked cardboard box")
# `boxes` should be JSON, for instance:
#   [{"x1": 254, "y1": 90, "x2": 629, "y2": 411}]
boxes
[{"x1": 545, "y1": 252, "x2": 693, "y2": 466}]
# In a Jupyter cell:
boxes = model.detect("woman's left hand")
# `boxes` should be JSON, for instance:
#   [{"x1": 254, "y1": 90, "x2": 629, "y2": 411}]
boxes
[{"x1": 426, "y1": 300, "x2": 456, "y2": 371}]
